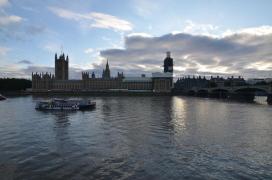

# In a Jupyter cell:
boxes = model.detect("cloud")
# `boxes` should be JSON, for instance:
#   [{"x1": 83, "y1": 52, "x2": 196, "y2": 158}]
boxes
[
  {"x1": 224, "y1": 26, "x2": 272, "y2": 37},
  {"x1": 18, "y1": 60, "x2": 32, "y2": 64},
  {"x1": 0, "y1": 64, "x2": 93, "y2": 79},
  {"x1": 0, "y1": 0, "x2": 22, "y2": 27},
  {"x1": 0, "y1": 15, "x2": 22, "y2": 26},
  {"x1": 0, "y1": 1, "x2": 45, "y2": 41},
  {"x1": 100, "y1": 29, "x2": 272, "y2": 78},
  {"x1": 84, "y1": 48, "x2": 94, "y2": 54},
  {"x1": 182, "y1": 20, "x2": 272, "y2": 38},
  {"x1": 0, "y1": 46, "x2": 10, "y2": 55},
  {"x1": 182, "y1": 20, "x2": 220, "y2": 37},
  {"x1": 127, "y1": 32, "x2": 152, "y2": 38},
  {"x1": 0, "y1": 65, "x2": 55, "y2": 79},
  {"x1": 0, "y1": 0, "x2": 8, "y2": 7},
  {"x1": 84, "y1": 48, "x2": 101, "y2": 58},
  {"x1": 3, "y1": 27, "x2": 272, "y2": 79},
  {"x1": 49, "y1": 7, "x2": 133, "y2": 32}
]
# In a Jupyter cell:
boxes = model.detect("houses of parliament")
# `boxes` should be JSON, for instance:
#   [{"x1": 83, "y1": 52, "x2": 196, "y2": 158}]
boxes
[{"x1": 32, "y1": 52, "x2": 174, "y2": 93}]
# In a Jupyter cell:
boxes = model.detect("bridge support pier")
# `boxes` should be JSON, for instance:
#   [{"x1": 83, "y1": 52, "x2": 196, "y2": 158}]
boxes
[
  {"x1": 229, "y1": 92, "x2": 255, "y2": 102},
  {"x1": 196, "y1": 91, "x2": 209, "y2": 97},
  {"x1": 267, "y1": 94, "x2": 272, "y2": 105}
]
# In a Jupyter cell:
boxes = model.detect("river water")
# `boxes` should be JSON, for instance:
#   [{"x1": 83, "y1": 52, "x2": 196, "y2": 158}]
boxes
[{"x1": 0, "y1": 96, "x2": 271, "y2": 179}]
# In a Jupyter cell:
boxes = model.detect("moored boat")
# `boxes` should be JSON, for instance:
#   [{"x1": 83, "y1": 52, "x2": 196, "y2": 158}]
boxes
[
  {"x1": 0, "y1": 94, "x2": 7, "y2": 101},
  {"x1": 35, "y1": 98, "x2": 96, "y2": 111}
]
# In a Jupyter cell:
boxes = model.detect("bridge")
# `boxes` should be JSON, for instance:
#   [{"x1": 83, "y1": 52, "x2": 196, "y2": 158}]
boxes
[
  {"x1": 179, "y1": 84, "x2": 272, "y2": 104},
  {"x1": 190, "y1": 84, "x2": 272, "y2": 94}
]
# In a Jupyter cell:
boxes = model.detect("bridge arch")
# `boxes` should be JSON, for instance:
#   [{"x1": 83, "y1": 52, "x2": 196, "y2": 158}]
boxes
[
  {"x1": 210, "y1": 89, "x2": 229, "y2": 98},
  {"x1": 234, "y1": 87, "x2": 268, "y2": 95},
  {"x1": 196, "y1": 89, "x2": 209, "y2": 97},
  {"x1": 187, "y1": 90, "x2": 196, "y2": 96}
]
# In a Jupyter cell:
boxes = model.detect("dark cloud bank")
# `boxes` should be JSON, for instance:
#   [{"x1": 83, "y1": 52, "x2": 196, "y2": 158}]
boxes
[
  {"x1": 18, "y1": 60, "x2": 32, "y2": 64},
  {"x1": 100, "y1": 32, "x2": 272, "y2": 78},
  {"x1": 4, "y1": 32, "x2": 272, "y2": 79}
]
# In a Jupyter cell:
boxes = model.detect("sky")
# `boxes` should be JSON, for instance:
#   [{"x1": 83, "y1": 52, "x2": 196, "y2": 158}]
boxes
[{"x1": 0, "y1": 0, "x2": 272, "y2": 79}]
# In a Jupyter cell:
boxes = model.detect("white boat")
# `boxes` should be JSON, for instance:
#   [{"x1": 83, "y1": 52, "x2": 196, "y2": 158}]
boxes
[{"x1": 35, "y1": 98, "x2": 96, "y2": 111}]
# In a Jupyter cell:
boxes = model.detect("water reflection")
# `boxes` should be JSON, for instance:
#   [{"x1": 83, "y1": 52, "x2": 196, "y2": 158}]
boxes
[
  {"x1": 0, "y1": 96, "x2": 272, "y2": 179},
  {"x1": 171, "y1": 97, "x2": 187, "y2": 133},
  {"x1": 52, "y1": 111, "x2": 72, "y2": 128}
]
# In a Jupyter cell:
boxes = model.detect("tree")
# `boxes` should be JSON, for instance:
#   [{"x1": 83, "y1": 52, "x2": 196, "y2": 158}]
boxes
[{"x1": 0, "y1": 78, "x2": 32, "y2": 91}]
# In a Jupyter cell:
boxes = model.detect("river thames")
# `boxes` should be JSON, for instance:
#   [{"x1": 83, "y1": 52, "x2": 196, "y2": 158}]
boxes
[{"x1": 0, "y1": 96, "x2": 271, "y2": 179}]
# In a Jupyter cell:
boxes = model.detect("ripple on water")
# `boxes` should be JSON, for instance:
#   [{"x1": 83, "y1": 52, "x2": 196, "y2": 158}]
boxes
[{"x1": 0, "y1": 96, "x2": 272, "y2": 179}]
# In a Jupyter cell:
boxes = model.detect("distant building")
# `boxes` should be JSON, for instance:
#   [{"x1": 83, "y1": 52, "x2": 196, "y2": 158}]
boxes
[
  {"x1": 247, "y1": 78, "x2": 272, "y2": 85},
  {"x1": 225, "y1": 76, "x2": 246, "y2": 86},
  {"x1": 152, "y1": 72, "x2": 173, "y2": 92},
  {"x1": 175, "y1": 76, "x2": 209, "y2": 90},
  {"x1": 210, "y1": 76, "x2": 225, "y2": 88},
  {"x1": 32, "y1": 52, "x2": 174, "y2": 93},
  {"x1": 174, "y1": 75, "x2": 246, "y2": 90}
]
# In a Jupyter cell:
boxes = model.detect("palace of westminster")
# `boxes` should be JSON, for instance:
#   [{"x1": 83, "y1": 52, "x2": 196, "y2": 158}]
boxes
[{"x1": 32, "y1": 52, "x2": 174, "y2": 92}]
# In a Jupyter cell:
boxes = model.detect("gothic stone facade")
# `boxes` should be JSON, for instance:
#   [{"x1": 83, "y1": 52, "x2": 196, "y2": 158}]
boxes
[{"x1": 32, "y1": 52, "x2": 173, "y2": 92}]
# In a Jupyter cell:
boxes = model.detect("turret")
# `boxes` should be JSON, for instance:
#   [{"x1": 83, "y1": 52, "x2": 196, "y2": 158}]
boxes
[{"x1": 91, "y1": 72, "x2": 95, "y2": 78}]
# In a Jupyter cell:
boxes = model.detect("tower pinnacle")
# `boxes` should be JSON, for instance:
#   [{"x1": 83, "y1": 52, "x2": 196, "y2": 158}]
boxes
[
  {"x1": 102, "y1": 59, "x2": 111, "y2": 79},
  {"x1": 164, "y1": 51, "x2": 173, "y2": 73}
]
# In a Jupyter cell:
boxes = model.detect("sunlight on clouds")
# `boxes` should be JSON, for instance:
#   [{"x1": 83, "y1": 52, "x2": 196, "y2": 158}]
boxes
[
  {"x1": 171, "y1": 31, "x2": 182, "y2": 35},
  {"x1": 174, "y1": 66, "x2": 186, "y2": 72},
  {"x1": 183, "y1": 20, "x2": 220, "y2": 37},
  {"x1": 197, "y1": 64, "x2": 238, "y2": 74},
  {"x1": 84, "y1": 48, "x2": 101, "y2": 58},
  {"x1": 182, "y1": 21, "x2": 272, "y2": 38},
  {"x1": 183, "y1": 54, "x2": 190, "y2": 60},
  {"x1": 100, "y1": 31, "x2": 272, "y2": 78},
  {"x1": 137, "y1": 64, "x2": 146, "y2": 69},
  {"x1": 224, "y1": 26, "x2": 272, "y2": 36},
  {"x1": 49, "y1": 7, "x2": 133, "y2": 32},
  {"x1": 246, "y1": 61, "x2": 272, "y2": 71},
  {"x1": 239, "y1": 26, "x2": 272, "y2": 35},
  {"x1": 89, "y1": 12, "x2": 133, "y2": 31},
  {"x1": 127, "y1": 33, "x2": 152, "y2": 38},
  {"x1": 0, "y1": 64, "x2": 29, "y2": 78}
]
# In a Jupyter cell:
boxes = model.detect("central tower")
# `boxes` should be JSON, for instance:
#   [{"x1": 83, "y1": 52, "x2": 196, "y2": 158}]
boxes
[
  {"x1": 102, "y1": 60, "x2": 111, "y2": 79},
  {"x1": 55, "y1": 53, "x2": 69, "y2": 80}
]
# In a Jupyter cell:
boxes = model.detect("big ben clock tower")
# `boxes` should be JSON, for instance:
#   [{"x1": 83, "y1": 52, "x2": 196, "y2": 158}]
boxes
[{"x1": 164, "y1": 51, "x2": 173, "y2": 73}]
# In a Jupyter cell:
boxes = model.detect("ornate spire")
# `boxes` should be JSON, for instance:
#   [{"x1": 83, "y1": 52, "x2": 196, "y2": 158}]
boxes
[
  {"x1": 106, "y1": 59, "x2": 109, "y2": 70},
  {"x1": 166, "y1": 51, "x2": 171, "y2": 58}
]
